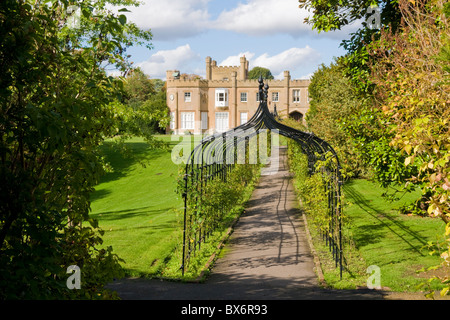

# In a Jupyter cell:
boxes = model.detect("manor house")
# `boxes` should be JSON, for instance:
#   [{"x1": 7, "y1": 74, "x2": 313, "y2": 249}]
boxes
[{"x1": 166, "y1": 56, "x2": 310, "y2": 134}]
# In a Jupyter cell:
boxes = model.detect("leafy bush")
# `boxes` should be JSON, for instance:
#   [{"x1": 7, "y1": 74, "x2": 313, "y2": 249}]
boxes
[{"x1": 0, "y1": 0, "x2": 151, "y2": 299}]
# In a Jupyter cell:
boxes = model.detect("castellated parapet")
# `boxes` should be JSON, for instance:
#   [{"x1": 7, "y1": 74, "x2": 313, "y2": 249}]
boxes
[{"x1": 166, "y1": 56, "x2": 311, "y2": 134}]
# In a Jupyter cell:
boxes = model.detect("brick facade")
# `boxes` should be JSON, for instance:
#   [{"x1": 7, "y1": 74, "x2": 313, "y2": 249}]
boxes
[{"x1": 166, "y1": 56, "x2": 310, "y2": 134}]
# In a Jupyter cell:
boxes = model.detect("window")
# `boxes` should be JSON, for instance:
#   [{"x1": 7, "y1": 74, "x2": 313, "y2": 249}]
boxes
[
  {"x1": 184, "y1": 92, "x2": 191, "y2": 102},
  {"x1": 306, "y1": 89, "x2": 310, "y2": 102},
  {"x1": 201, "y1": 112, "x2": 208, "y2": 130},
  {"x1": 293, "y1": 90, "x2": 300, "y2": 103},
  {"x1": 272, "y1": 92, "x2": 279, "y2": 102},
  {"x1": 181, "y1": 112, "x2": 195, "y2": 130},
  {"x1": 215, "y1": 88, "x2": 228, "y2": 107},
  {"x1": 240, "y1": 92, "x2": 247, "y2": 102},
  {"x1": 215, "y1": 112, "x2": 229, "y2": 132},
  {"x1": 240, "y1": 112, "x2": 248, "y2": 125},
  {"x1": 169, "y1": 112, "x2": 175, "y2": 130}
]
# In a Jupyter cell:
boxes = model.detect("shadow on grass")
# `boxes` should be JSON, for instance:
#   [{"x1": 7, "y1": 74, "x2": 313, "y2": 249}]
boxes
[
  {"x1": 90, "y1": 139, "x2": 176, "y2": 203},
  {"x1": 98, "y1": 141, "x2": 169, "y2": 182},
  {"x1": 343, "y1": 181, "x2": 427, "y2": 256},
  {"x1": 91, "y1": 206, "x2": 176, "y2": 221}
]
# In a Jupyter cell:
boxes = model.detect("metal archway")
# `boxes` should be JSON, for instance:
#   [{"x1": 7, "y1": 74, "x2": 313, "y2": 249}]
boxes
[{"x1": 180, "y1": 77, "x2": 343, "y2": 278}]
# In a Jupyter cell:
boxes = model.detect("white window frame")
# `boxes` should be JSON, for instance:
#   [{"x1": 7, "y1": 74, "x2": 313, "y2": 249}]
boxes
[
  {"x1": 215, "y1": 88, "x2": 229, "y2": 107},
  {"x1": 184, "y1": 92, "x2": 191, "y2": 102},
  {"x1": 272, "y1": 92, "x2": 279, "y2": 102},
  {"x1": 201, "y1": 112, "x2": 208, "y2": 130},
  {"x1": 169, "y1": 112, "x2": 175, "y2": 130},
  {"x1": 240, "y1": 92, "x2": 247, "y2": 102},
  {"x1": 240, "y1": 112, "x2": 248, "y2": 125},
  {"x1": 293, "y1": 90, "x2": 301, "y2": 103},
  {"x1": 215, "y1": 112, "x2": 229, "y2": 132},
  {"x1": 181, "y1": 112, "x2": 195, "y2": 130}
]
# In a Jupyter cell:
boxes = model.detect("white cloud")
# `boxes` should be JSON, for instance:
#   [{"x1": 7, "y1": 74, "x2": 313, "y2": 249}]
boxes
[
  {"x1": 220, "y1": 46, "x2": 320, "y2": 79},
  {"x1": 212, "y1": 0, "x2": 311, "y2": 37},
  {"x1": 136, "y1": 44, "x2": 201, "y2": 79},
  {"x1": 123, "y1": 0, "x2": 211, "y2": 41},
  {"x1": 253, "y1": 47, "x2": 319, "y2": 76},
  {"x1": 119, "y1": 0, "x2": 358, "y2": 41},
  {"x1": 218, "y1": 52, "x2": 255, "y2": 67},
  {"x1": 212, "y1": 0, "x2": 359, "y2": 39}
]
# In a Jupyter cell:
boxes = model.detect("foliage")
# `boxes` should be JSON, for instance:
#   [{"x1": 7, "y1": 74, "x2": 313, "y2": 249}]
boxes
[
  {"x1": 287, "y1": 142, "x2": 328, "y2": 231},
  {"x1": 120, "y1": 68, "x2": 170, "y2": 136},
  {"x1": 298, "y1": 0, "x2": 401, "y2": 33},
  {"x1": 0, "y1": 0, "x2": 152, "y2": 299},
  {"x1": 306, "y1": 59, "x2": 370, "y2": 179},
  {"x1": 366, "y1": 0, "x2": 450, "y2": 296},
  {"x1": 300, "y1": 0, "x2": 450, "y2": 296},
  {"x1": 248, "y1": 67, "x2": 274, "y2": 80},
  {"x1": 122, "y1": 68, "x2": 156, "y2": 108}
]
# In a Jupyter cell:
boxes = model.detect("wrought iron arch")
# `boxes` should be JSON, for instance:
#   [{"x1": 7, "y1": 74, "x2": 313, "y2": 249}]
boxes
[{"x1": 180, "y1": 77, "x2": 343, "y2": 278}]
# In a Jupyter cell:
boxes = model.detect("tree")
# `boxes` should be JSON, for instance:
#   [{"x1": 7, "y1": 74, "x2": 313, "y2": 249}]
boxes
[
  {"x1": 248, "y1": 67, "x2": 274, "y2": 80},
  {"x1": 306, "y1": 59, "x2": 369, "y2": 179},
  {"x1": 0, "y1": 0, "x2": 152, "y2": 299},
  {"x1": 299, "y1": 0, "x2": 450, "y2": 296},
  {"x1": 119, "y1": 68, "x2": 169, "y2": 137},
  {"x1": 367, "y1": 0, "x2": 450, "y2": 297},
  {"x1": 123, "y1": 67, "x2": 156, "y2": 109}
]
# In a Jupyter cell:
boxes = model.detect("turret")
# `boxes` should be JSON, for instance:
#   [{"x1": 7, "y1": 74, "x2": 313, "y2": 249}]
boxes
[
  {"x1": 206, "y1": 56, "x2": 212, "y2": 81},
  {"x1": 239, "y1": 56, "x2": 248, "y2": 80}
]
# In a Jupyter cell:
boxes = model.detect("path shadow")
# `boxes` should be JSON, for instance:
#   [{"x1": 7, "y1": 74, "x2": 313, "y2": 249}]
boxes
[{"x1": 106, "y1": 275, "x2": 386, "y2": 300}]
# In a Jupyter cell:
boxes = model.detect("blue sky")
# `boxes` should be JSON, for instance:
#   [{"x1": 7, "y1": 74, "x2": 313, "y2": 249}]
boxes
[{"x1": 118, "y1": 0, "x2": 361, "y2": 80}]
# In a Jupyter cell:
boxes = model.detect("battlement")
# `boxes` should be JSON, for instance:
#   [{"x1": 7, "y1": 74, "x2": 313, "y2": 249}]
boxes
[
  {"x1": 167, "y1": 78, "x2": 209, "y2": 88},
  {"x1": 206, "y1": 56, "x2": 248, "y2": 81},
  {"x1": 211, "y1": 65, "x2": 240, "y2": 72},
  {"x1": 167, "y1": 77, "x2": 310, "y2": 89}
]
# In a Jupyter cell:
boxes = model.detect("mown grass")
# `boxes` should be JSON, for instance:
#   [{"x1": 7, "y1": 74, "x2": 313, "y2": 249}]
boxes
[
  {"x1": 90, "y1": 135, "x2": 185, "y2": 277},
  {"x1": 90, "y1": 134, "x2": 260, "y2": 280},
  {"x1": 308, "y1": 178, "x2": 446, "y2": 292}
]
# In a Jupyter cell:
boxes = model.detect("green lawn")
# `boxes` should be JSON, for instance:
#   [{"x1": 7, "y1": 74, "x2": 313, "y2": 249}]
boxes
[
  {"x1": 92, "y1": 136, "x2": 447, "y2": 291},
  {"x1": 90, "y1": 134, "x2": 259, "y2": 280},
  {"x1": 344, "y1": 179, "x2": 446, "y2": 292},
  {"x1": 313, "y1": 178, "x2": 446, "y2": 292},
  {"x1": 90, "y1": 135, "x2": 186, "y2": 276}
]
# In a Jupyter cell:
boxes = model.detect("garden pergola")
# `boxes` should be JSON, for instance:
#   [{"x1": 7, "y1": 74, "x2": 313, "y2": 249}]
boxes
[{"x1": 181, "y1": 77, "x2": 344, "y2": 278}]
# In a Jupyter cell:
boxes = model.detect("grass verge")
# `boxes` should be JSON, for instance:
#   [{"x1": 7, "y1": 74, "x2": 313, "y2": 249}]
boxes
[{"x1": 305, "y1": 178, "x2": 446, "y2": 292}]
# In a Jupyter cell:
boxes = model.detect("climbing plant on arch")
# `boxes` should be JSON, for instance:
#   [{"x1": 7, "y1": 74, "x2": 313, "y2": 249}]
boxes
[{"x1": 180, "y1": 77, "x2": 344, "y2": 278}]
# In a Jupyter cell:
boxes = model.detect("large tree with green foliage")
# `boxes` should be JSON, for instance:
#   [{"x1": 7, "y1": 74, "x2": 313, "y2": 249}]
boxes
[
  {"x1": 0, "y1": 0, "x2": 153, "y2": 299},
  {"x1": 306, "y1": 59, "x2": 370, "y2": 180},
  {"x1": 247, "y1": 66, "x2": 274, "y2": 80},
  {"x1": 300, "y1": 0, "x2": 450, "y2": 296},
  {"x1": 121, "y1": 68, "x2": 169, "y2": 135}
]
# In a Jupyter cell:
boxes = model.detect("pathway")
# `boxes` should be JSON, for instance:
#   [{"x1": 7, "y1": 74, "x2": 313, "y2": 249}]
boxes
[{"x1": 107, "y1": 146, "x2": 386, "y2": 300}]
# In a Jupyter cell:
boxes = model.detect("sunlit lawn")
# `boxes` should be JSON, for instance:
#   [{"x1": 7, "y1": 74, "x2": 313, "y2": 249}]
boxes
[
  {"x1": 315, "y1": 178, "x2": 446, "y2": 292},
  {"x1": 90, "y1": 135, "x2": 187, "y2": 276},
  {"x1": 343, "y1": 179, "x2": 446, "y2": 292}
]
